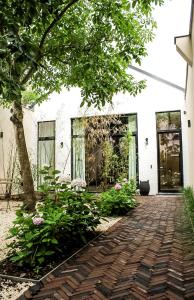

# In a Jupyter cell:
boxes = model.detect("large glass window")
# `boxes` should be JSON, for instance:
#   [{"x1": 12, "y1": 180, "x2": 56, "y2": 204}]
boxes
[
  {"x1": 37, "y1": 121, "x2": 55, "y2": 184},
  {"x1": 72, "y1": 114, "x2": 138, "y2": 190}
]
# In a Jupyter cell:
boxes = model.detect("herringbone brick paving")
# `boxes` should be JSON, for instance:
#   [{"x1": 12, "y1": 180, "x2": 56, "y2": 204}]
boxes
[{"x1": 19, "y1": 196, "x2": 194, "y2": 300}]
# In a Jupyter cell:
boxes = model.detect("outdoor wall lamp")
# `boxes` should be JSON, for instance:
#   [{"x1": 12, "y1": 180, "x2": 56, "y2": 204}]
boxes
[
  {"x1": 0, "y1": 132, "x2": 3, "y2": 138},
  {"x1": 60, "y1": 142, "x2": 63, "y2": 148},
  {"x1": 145, "y1": 138, "x2": 148, "y2": 145}
]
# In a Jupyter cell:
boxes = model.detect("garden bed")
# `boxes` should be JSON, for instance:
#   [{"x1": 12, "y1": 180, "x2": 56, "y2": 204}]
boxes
[
  {"x1": 0, "y1": 201, "x2": 121, "y2": 299},
  {"x1": 0, "y1": 231, "x2": 98, "y2": 280}
]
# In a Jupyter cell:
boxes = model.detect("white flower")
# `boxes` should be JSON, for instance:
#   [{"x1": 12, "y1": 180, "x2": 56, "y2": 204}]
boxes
[
  {"x1": 35, "y1": 201, "x2": 44, "y2": 212},
  {"x1": 62, "y1": 204, "x2": 68, "y2": 209},
  {"x1": 71, "y1": 178, "x2": 87, "y2": 188},
  {"x1": 23, "y1": 212, "x2": 33, "y2": 218},
  {"x1": 122, "y1": 178, "x2": 128, "y2": 183},
  {"x1": 59, "y1": 175, "x2": 71, "y2": 183}
]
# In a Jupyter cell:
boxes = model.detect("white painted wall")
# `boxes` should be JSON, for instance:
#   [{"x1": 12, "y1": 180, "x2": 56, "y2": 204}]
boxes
[
  {"x1": 175, "y1": 3, "x2": 194, "y2": 189},
  {"x1": 0, "y1": 107, "x2": 36, "y2": 182},
  {"x1": 33, "y1": 68, "x2": 186, "y2": 195},
  {"x1": 184, "y1": 5, "x2": 194, "y2": 189}
]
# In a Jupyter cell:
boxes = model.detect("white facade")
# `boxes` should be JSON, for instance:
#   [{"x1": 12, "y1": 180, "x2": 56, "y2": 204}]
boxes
[
  {"x1": 32, "y1": 67, "x2": 187, "y2": 195},
  {"x1": 175, "y1": 1, "x2": 194, "y2": 188},
  {"x1": 0, "y1": 0, "x2": 191, "y2": 194},
  {"x1": 0, "y1": 107, "x2": 36, "y2": 193},
  {"x1": 31, "y1": 0, "x2": 190, "y2": 194}
]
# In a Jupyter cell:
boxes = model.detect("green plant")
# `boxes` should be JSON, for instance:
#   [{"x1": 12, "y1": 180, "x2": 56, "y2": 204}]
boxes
[
  {"x1": 100, "y1": 179, "x2": 136, "y2": 216},
  {"x1": 183, "y1": 187, "x2": 194, "y2": 232},
  {"x1": 7, "y1": 168, "x2": 101, "y2": 269}
]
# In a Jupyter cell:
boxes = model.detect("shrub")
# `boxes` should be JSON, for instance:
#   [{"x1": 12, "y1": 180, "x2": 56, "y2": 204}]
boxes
[
  {"x1": 7, "y1": 168, "x2": 101, "y2": 269},
  {"x1": 183, "y1": 187, "x2": 194, "y2": 232},
  {"x1": 100, "y1": 179, "x2": 136, "y2": 216},
  {"x1": 183, "y1": 187, "x2": 194, "y2": 215}
]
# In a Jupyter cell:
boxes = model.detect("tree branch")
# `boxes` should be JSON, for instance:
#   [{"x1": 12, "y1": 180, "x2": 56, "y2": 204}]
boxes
[
  {"x1": 39, "y1": 0, "x2": 80, "y2": 50},
  {"x1": 21, "y1": 0, "x2": 80, "y2": 86},
  {"x1": 21, "y1": 65, "x2": 36, "y2": 85}
]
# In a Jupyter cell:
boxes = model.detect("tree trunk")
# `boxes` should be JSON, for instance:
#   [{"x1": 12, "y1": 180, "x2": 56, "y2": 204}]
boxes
[{"x1": 10, "y1": 99, "x2": 36, "y2": 210}]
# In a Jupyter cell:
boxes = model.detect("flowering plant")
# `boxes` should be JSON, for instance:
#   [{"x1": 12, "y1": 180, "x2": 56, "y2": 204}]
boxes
[
  {"x1": 100, "y1": 179, "x2": 136, "y2": 216},
  {"x1": 7, "y1": 168, "x2": 101, "y2": 270},
  {"x1": 32, "y1": 216, "x2": 44, "y2": 225},
  {"x1": 114, "y1": 183, "x2": 122, "y2": 190},
  {"x1": 71, "y1": 178, "x2": 87, "y2": 188},
  {"x1": 58, "y1": 175, "x2": 71, "y2": 184}
]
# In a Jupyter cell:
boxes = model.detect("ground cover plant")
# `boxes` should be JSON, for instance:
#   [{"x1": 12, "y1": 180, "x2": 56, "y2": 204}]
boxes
[
  {"x1": 2, "y1": 168, "x2": 101, "y2": 278},
  {"x1": 100, "y1": 178, "x2": 137, "y2": 216}
]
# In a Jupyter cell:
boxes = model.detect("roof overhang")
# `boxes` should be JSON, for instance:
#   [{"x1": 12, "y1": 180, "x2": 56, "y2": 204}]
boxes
[{"x1": 174, "y1": 35, "x2": 193, "y2": 66}]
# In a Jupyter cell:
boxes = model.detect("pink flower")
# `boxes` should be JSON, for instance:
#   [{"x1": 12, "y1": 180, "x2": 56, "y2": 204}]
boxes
[
  {"x1": 114, "y1": 183, "x2": 122, "y2": 190},
  {"x1": 32, "y1": 217, "x2": 44, "y2": 225}
]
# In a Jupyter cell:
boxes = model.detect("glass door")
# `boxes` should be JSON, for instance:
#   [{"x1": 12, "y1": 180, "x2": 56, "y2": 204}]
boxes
[{"x1": 158, "y1": 132, "x2": 182, "y2": 192}]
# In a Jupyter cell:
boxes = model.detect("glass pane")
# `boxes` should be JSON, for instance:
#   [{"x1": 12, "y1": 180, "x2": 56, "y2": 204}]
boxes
[
  {"x1": 128, "y1": 136, "x2": 136, "y2": 179},
  {"x1": 38, "y1": 140, "x2": 55, "y2": 168},
  {"x1": 73, "y1": 137, "x2": 85, "y2": 179},
  {"x1": 156, "y1": 112, "x2": 181, "y2": 130},
  {"x1": 128, "y1": 115, "x2": 137, "y2": 132},
  {"x1": 72, "y1": 119, "x2": 85, "y2": 136},
  {"x1": 38, "y1": 121, "x2": 55, "y2": 138},
  {"x1": 38, "y1": 140, "x2": 55, "y2": 184},
  {"x1": 85, "y1": 143, "x2": 104, "y2": 188},
  {"x1": 159, "y1": 132, "x2": 182, "y2": 191}
]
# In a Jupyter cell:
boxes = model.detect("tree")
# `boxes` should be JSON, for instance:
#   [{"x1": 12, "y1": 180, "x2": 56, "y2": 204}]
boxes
[{"x1": 0, "y1": 0, "x2": 163, "y2": 209}]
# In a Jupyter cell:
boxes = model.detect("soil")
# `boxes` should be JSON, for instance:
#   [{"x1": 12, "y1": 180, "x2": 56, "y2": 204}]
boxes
[{"x1": 0, "y1": 231, "x2": 99, "y2": 280}]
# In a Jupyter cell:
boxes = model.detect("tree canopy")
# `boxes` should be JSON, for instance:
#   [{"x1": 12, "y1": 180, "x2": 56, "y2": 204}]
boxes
[{"x1": 0, "y1": 0, "x2": 163, "y2": 108}]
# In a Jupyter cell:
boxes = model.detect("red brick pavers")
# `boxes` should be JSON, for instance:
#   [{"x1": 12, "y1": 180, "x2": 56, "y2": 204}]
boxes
[{"x1": 20, "y1": 196, "x2": 194, "y2": 300}]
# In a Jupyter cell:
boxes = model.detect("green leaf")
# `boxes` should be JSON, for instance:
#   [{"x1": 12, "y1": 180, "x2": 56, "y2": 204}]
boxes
[
  {"x1": 11, "y1": 255, "x2": 23, "y2": 262},
  {"x1": 44, "y1": 175, "x2": 53, "y2": 180},
  {"x1": 25, "y1": 232, "x2": 33, "y2": 241},
  {"x1": 38, "y1": 257, "x2": 45, "y2": 264},
  {"x1": 45, "y1": 250, "x2": 55, "y2": 256},
  {"x1": 52, "y1": 170, "x2": 61, "y2": 175},
  {"x1": 26, "y1": 242, "x2": 33, "y2": 248},
  {"x1": 51, "y1": 238, "x2": 58, "y2": 244}
]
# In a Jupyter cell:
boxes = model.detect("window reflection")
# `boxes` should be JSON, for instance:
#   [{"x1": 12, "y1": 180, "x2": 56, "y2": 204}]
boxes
[{"x1": 156, "y1": 111, "x2": 181, "y2": 131}]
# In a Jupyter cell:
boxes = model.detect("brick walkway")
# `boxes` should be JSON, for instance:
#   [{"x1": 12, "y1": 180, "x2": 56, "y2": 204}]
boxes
[{"x1": 20, "y1": 196, "x2": 194, "y2": 300}]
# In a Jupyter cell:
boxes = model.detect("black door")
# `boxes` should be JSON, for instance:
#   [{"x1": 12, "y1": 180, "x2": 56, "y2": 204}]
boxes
[{"x1": 158, "y1": 131, "x2": 183, "y2": 192}]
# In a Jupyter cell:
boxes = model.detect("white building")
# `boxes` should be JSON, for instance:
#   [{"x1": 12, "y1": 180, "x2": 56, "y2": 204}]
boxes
[
  {"x1": 0, "y1": 0, "x2": 191, "y2": 195},
  {"x1": 175, "y1": 0, "x2": 194, "y2": 189},
  {"x1": 31, "y1": 67, "x2": 186, "y2": 195}
]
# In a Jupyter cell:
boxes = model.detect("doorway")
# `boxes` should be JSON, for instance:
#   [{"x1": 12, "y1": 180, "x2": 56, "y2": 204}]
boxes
[{"x1": 156, "y1": 111, "x2": 183, "y2": 193}]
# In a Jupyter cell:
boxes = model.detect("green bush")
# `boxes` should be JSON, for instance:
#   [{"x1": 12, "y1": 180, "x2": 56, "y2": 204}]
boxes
[
  {"x1": 100, "y1": 179, "x2": 136, "y2": 216},
  {"x1": 183, "y1": 186, "x2": 194, "y2": 220},
  {"x1": 7, "y1": 168, "x2": 101, "y2": 269}
]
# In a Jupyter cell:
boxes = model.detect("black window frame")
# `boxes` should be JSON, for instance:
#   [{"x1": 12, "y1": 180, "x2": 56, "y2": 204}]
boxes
[
  {"x1": 71, "y1": 113, "x2": 139, "y2": 188},
  {"x1": 156, "y1": 110, "x2": 183, "y2": 193},
  {"x1": 37, "y1": 120, "x2": 56, "y2": 184}
]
